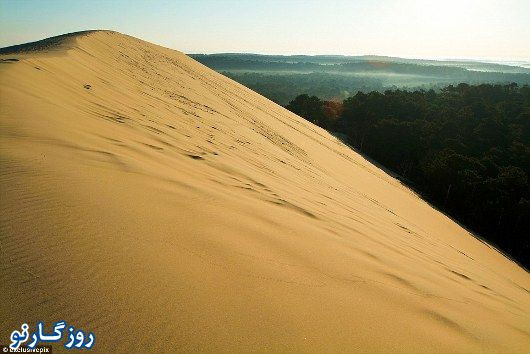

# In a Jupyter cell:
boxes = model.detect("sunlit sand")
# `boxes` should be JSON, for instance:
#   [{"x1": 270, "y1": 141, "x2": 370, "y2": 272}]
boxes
[{"x1": 1, "y1": 31, "x2": 529, "y2": 352}]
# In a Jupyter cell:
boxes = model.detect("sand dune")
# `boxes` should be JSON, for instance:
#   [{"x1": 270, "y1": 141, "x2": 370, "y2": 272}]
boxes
[{"x1": 0, "y1": 31, "x2": 529, "y2": 352}]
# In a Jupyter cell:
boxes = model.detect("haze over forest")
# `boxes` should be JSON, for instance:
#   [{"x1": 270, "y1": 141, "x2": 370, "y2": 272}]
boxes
[
  {"x1": 1, "y1": 0, "x2": 529, "y2": 352},
  {"x1": 192, "y1": 54, "x2": 530, "y2": 104}
]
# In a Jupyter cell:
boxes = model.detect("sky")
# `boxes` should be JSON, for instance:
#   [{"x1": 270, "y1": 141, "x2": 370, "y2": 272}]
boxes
[{"x1": 1, "y1": 0, "x2": 529, "y2": 61}]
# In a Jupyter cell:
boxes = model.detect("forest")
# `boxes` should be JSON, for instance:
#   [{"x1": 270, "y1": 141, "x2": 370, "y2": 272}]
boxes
[
  {"x1": 285, "y1": 84, "x2": 530, "y2": 268},
  {"x1": 192, "y1": 54, "x2": 530, "y2": 105}
]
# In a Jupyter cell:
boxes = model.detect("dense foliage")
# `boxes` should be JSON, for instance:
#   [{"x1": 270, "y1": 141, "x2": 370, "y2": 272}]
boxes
[{"x1": 286, "y1": 84, "x2": 530, "y2": 268}]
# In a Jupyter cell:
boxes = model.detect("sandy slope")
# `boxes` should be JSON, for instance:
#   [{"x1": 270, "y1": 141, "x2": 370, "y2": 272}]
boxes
[{"x1": 0, "y1": 31, "x2": 528, "y2": 353}]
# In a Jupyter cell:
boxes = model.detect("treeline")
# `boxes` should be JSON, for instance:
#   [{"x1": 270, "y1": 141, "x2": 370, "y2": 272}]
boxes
[
  {"x1": 204, "y1": 59, "x2": 530, "y2": 84},
  {"x1": 286, "y1": 84, "x2": 530, "y2": 268},
  {"x1": 192, "y1": 54, "x2": 530, "y2": 74},
  {"x1": 192, "y1": 54, "x2": 530, "y2": 86}
]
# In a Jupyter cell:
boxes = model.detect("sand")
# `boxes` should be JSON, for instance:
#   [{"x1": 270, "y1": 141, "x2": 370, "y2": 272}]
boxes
[{"x1": 0, "y1": 31, "x2": 529, "y2": 353}]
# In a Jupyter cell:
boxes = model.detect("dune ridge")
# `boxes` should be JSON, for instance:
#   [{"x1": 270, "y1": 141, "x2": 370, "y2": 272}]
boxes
[{"x1": 1, "y1": 31, "x2": 529, "y2": 352}]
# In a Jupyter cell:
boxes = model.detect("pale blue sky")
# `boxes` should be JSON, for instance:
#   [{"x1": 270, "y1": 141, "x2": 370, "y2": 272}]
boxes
[{"x1": 1, "y1": 0, "x2": 529, "y2": 60}]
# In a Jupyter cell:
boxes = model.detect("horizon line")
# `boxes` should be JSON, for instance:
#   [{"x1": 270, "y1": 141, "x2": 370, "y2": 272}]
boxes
[{"x1": 1, "y1": 30, "x2": 529, "y2": 65}]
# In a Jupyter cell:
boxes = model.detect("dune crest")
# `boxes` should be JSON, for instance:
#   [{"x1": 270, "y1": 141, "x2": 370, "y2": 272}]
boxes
[{"x1": 1, "y1": 31, "x2": 529, "y2": 352}]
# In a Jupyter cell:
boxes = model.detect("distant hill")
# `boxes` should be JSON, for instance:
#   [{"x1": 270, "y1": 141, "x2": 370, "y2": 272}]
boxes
[
  {"x1": 191, "y1": 53, "x2": 530, "y2": 73},
  {"x1": 190, "y1": 53, "x2": 530, "y2": 104}
]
